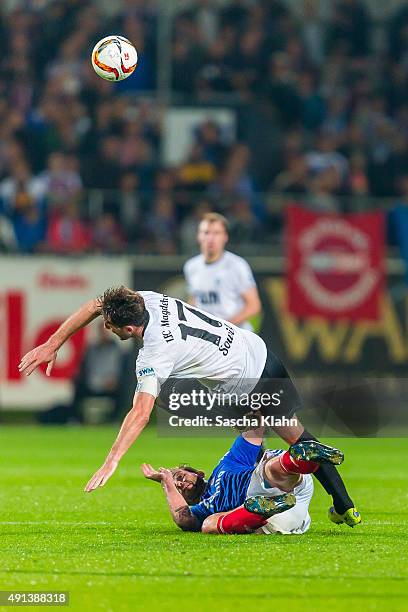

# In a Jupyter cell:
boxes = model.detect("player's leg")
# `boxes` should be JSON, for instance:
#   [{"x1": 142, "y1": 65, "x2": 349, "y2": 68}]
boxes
[
  {"x1": 201, "y1": 512, "x2": 227, "y2": 534},
  {"x1": 260, "y1": 474, "x2": 314, "y2": 535},
  {"x1": 211, "y1": 447, "x2": 328, "y2": 536},
  {"x1": 274, "y1": 418, "x2": 361, "y2": 525},
  {"x1": 256, "y1": 347, "x2": 360, "y2": 525},
  {"x1": 202, "y1": 494, "x2": 296, "y2": 535}
]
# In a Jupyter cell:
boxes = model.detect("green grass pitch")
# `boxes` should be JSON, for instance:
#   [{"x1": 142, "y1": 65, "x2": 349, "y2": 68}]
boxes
[{"x1": 0, "y1": 426, "x2": 407, "y2": 612}]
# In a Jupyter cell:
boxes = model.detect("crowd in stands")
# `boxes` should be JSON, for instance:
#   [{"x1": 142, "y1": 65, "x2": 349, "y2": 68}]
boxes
[{"x1": 1, "y1": 0, "x2": 408, "y2": 255}]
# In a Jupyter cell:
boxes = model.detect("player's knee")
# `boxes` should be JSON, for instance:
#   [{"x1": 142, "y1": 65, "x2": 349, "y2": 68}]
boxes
[
  {"x1": 264, "y1": 459, "x2": 281, "y2": 484},
  {"x1": 264, "y1": 458, "x2": 300, "y2": 492},
  {"x1": 201, "y1": 514, "x2": 220, "y2": 534},
  {"x1": 274, "y1": 422, "x2": 304, "y2": 445}
]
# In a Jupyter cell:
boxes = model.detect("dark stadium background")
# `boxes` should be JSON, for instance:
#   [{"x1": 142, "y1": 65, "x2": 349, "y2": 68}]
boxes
[{"x1": 1, "y1": 0, "x2": 408, "y2": 423}]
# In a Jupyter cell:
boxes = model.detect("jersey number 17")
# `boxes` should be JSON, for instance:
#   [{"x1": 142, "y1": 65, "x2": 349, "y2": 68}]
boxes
[{"x1": 176, "y1": 300, "x2": 222, "y2": 347}]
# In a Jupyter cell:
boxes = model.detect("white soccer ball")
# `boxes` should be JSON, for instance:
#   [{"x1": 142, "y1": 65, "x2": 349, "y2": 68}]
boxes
[{"x1": 91, "y1": 35, "x2": 138, "y2": 82}]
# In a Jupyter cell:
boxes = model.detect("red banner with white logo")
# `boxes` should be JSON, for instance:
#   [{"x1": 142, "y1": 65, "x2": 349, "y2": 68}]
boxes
[{"x1": 286, "y1": 206, "x2": 385, "y2": 321}]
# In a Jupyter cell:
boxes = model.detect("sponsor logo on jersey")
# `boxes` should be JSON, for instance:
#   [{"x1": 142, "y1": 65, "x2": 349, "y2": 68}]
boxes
[
  {"x1": 196, "y1": 290, "x2": 220, "y2": 305},
  {"x1": 159, "y1": 295, "x2": 174, "y2": 342},
  {"x1": 136, "y1": 366, "x2": 156, "y2": 378}
]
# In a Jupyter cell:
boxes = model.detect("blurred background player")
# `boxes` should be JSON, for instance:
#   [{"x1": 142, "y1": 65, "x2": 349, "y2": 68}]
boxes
[{"x1": 183, "y1": 212, "x2": 261, "y2": 330}]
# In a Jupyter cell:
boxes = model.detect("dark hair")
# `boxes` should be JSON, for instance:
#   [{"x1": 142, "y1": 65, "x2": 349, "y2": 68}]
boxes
[
  {"x1": 172, "y1": 465, "x2": 207, "y2": 505},
  {"x1": 100, "y1": 285, "x2": 148, "y2": 328}
]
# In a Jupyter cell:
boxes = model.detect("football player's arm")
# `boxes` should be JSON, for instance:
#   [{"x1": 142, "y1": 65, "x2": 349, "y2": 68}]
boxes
[
  {"x1": 141, "y1": 465, "x2": 201, "y2": 532},
  {"x1": 228, "y1": 286, "x2": 261, "y2": 326},
  {"x1": 160, "y1": 468, "x2": 201, "y2": 532},
  {"x1": 241, "y1": 425, "x2": 264, "y2": 446},
  {"x1": 19, "y1": 297, "x2": 102, "y2": 376},
  {"x1": 84, "y1": 391, "x2": 155, "y2": 492}
]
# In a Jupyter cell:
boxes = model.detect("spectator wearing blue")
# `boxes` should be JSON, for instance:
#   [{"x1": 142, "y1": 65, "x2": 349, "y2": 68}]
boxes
[{"x1": 389, "y1": 175, "x2": 408, "y2": 285}]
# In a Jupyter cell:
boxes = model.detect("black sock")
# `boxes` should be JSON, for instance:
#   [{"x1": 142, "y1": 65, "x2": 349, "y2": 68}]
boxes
[{"x1": 296, "y1": 430, "x2": 354, "y2": 514}]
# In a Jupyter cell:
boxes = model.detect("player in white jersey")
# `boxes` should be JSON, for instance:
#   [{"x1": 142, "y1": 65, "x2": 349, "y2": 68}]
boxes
[
  {"x1": 183, "y1": 213, "x2": 261, "y2": 330},
  {"x1": 19, "y1": 285, "x2": 361, "y2": 527}
]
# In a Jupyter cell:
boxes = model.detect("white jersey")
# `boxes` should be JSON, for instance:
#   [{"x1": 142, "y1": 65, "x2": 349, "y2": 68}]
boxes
[
  {"x1": 247, "y1": 449, "x2": 313, "y2": 536},
  {"x1": 135, "y1": 291, "x2": 267, "y2": 398},
  {"x1": 183, "y1": 251, "x2": 257, "y2": 330}
]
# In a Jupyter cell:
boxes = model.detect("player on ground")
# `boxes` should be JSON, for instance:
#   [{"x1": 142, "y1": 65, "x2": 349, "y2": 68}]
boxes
[
  {"x1": 183, "y1": 212, "x2": 261, "y2": 330},
  {"x1": 141, "y1": 430, "x2": 345, "y2": 534},
  {"x1": 18, "y1": 286, "x2": 361, "y2": 526}
]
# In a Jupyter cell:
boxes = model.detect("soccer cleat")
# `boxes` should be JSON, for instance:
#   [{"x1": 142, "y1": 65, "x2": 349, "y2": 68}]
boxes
[
  {"x1": 289, "y1": 440, "x2": 344, "y2": 465},
  {"x1": 244, "y1": 493, "x2": 296, "y2": 518},
  {"x1": 329, "y1": 506, "x2": 362, "y2": 527}
]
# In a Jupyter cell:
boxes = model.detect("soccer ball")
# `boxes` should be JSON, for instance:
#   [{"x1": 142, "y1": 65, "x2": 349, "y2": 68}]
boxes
[{"x1": 91, "y1": 36, "x2": 138, "y2": 82}]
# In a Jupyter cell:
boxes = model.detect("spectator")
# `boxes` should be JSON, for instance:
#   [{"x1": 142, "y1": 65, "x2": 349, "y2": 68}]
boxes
[
  {"x1": 0, "y1": 0, "x2": 405, "y2": 255},
  {"x1": 302, "y1": 0, "x2": 325, "y2": 67},
  {"x1": 261, "y1": 52, "x2": 302, "y2": 127},
  {"x1": 180, "y1": 199, "x2": 212, "y2": 254},
  {"x1": 91, "y1": 212, "x2": 125, "y2": 253},
  {"x1": 228, "y1": 198, "x2": 261, "y2": 245},
  {"x1": 117, "y1": 171, "x2": 142, "y2": 242},
  {"x1": 273, "y1": 155, "x2": 308, "y2": 194},
  {"x1": 71, "y1": 322, "x2": 124, "y2": 423},
  {"x1": 348, "y1": 152, "x2": 369, "y2": 196},
  {"x1": 389, "y1": 175, "x2": 408, "y2": 285},
  {"x1": 326, "y1": 0, "x2": 371, "y2": 58},
  {"x1": 35, "y1": 151, "x2": 83, "y2": 207},
  {"x1": 0, "y1": 213, "x2": 17, "y2": 252},
  {"x1": 117, "y1": 120, "x2": 154, "y2": 169},
  {"x1": 305, "y1": 169, "x2": 340, "y2": 213},
  {"x1": 145, "y1": 195, "x2": 178, "y2": 254},
  {"x1": 0, "y1": 160, "x2": 44, "y2": 215},
  {"x1": 298, "y1": 72, "x2": 326, "y2": 130},
  {"x1": 177, "y1": 143, "x2": 217, "y2": 192},
  {"x1": 306, "y1": 133, "x2": 349, "y2": 188},
  {"x1": 195, "y1": 120, "x2": 229, "y2": 168},
  {"x1": 82, "y1": 136, "x2": 122, "y2": 190},
  {"x1": 46, "y1": 201, "x2": 90, "y2": 254},
  {"x1": 12, "y1": 192, "x2": 47, "y2": 253}
]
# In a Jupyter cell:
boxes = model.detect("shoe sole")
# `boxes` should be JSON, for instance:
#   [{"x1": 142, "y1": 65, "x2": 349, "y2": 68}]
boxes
[
  {"x1": 244, "y1": 493, "x2": 296, "y2": 518},
  {"x1": 329, "y1": 506, "x2": 362, "y2": 527},
  {"x1": 290, "y1": 441, "x2": 344, "y2": 465}
]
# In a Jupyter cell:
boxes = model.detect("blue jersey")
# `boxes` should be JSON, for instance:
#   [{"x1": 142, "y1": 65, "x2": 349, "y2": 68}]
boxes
[{"x1": 190, "y1": 436, "x2": 262, "y2": 526}]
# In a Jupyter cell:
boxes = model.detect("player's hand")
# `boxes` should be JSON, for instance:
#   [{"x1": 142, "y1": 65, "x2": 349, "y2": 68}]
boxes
[
  {"x1": 141, "y1": 463, "x2": 165, "y2": 483},
  {"x1": 84, "y1": 460, "x2": 118, "y2": 492},
  {"x1": 18, "y1": 342, "x2": 58, "y2": 377},
  {"x1": 158, "y1": 467, "x2": 174, "y2": 487}
]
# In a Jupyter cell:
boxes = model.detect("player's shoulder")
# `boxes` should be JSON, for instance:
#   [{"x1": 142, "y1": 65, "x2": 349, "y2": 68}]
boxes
[
  {"x1": 183, "y1": 253, "x2": 204, "y2": 275},
  {"x1": 224, "y1": 251, "x2": 253, "y2": 272},
  {"x1": 138, "y1": 290, "x2": 162, "y2": 304},
  {"x1": 224, "y1": 251, "x2": 251, "y2": 267}
]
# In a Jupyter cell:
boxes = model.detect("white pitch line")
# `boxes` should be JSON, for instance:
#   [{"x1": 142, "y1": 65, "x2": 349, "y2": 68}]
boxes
[{"x1": 0, "y1": 521, "x2": 117, "y2": 526}]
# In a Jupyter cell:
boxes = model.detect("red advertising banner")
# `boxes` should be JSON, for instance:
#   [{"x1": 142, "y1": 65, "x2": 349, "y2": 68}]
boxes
[
  {"x1": 286, "y1": 205, "x2": 385, "y2": 321},
  {"x1": 0, "y1": 257, "x2": 131, "y2": 409}
]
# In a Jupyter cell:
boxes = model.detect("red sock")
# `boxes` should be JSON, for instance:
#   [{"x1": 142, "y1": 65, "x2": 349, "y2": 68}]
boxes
[
  {"x1": 279, "y1": 451, "x2": 319, "y2": 474},
  {"x1": 217, "y1": 507, "x2": 267, "y2": 534}
]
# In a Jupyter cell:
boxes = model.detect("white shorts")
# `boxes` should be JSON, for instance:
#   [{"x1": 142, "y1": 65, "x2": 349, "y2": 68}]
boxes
[{"x1": 246, "y1": 450, "x2": 314, "y2": 535}]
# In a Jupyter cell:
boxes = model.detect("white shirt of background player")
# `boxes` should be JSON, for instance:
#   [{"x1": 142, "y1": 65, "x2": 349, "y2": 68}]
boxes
[{"x1": 183, "y1": 214, "x2": 261, "y2": 330}]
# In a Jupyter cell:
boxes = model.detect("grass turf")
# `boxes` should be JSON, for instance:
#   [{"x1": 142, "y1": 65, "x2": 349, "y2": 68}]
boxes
[{"x1": 0, "y1": 426, "x2": 407, "y2": 612}]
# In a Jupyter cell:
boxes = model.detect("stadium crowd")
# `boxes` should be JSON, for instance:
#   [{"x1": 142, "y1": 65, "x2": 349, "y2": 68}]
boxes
[{"x1": 1, "y1": 0, "x2": 408, "y2": 254}]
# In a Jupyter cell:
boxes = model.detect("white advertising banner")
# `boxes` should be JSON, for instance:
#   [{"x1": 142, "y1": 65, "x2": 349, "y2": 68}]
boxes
[
  {"x1": 0, "y1": 257, "x2": 131, "y2": 409},
  {"x1": 162, "y1": 107, "x2": 236, "y2": 166}
]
